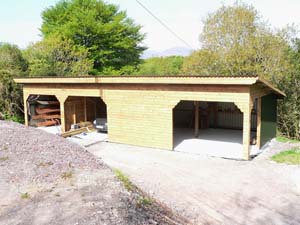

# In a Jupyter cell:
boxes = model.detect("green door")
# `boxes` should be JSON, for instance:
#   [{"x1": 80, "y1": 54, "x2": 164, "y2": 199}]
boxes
[{"x1": 260, "y1": 94, "x2": 277, "y2": 147}]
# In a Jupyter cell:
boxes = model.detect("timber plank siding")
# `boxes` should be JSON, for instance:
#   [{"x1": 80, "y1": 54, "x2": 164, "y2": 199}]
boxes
[{"x1": 15, "y1": 76, "x2": 284, "y2": 160}]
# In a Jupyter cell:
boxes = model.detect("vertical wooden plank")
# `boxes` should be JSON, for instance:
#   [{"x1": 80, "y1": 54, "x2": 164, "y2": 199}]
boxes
[
  {"x1": 256, "y1": 97, "x2": 262, "y2": 148},
  {"x1": 194, "y1": 101, "x2": 199, "y2": 137},
  {"x1": 84, "y1": 97, "x2": 87, "y2": 121},
  {"x1": 23, "y1": 93, "x2": 29, "y2": 126},
  {"x1": 242, "y1": 103, "x2": 251, "y2": 160}
]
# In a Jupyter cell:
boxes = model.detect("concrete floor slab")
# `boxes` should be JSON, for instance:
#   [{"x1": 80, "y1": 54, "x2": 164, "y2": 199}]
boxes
[
  {"x1": 174, "y1": 128, "x2": 259, "y2": 159},
  {"x1": 37, "y1": 125, "x2": 62, "y2": 135},
  {"x1": 67, "y1": 132, "x2": 108, "y2": 147},
  {"x1": 87, "y1": 141, "x2": 300, "y2": 225}
]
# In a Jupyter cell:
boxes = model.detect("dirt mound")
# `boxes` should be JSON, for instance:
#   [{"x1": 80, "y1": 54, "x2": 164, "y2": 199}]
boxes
[{"x1": 0, "y1": 121, "x2": 187, "y2": 225}]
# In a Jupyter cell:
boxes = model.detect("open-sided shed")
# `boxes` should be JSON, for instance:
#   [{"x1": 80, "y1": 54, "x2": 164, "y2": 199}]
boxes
[{"x1": 15, "y1": 75, "x2": 285, "y2": 160}]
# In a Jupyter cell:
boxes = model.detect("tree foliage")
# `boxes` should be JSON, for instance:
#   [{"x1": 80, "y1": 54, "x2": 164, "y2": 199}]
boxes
[
  {"x1": 0, "y1": 43, "x2": 27, "y2": 121},
  {"x1": 182, "y1": 3, "x2": 291, "y2": 80},
  {"x1": 181, "y1": 2, "x2": 300, "y2": 139},
  {"x1": 182, "y1": 50, "x2": 223, "y2": 75},
  {"x1": 41, "y1": 0, "x2": 145, "y2": 74},
  {"x1": 276, "y1": 39, "x2": 300, "y2": 139},
  {"x1": 0, "y1": 43, "x2": 28, "y2": 73},
  {"x1": 24, "y1": 35, "x2": 93, "y2": 76},
  {"x1": 137, "y1": 56, "x2": 184, "y2": 76}
]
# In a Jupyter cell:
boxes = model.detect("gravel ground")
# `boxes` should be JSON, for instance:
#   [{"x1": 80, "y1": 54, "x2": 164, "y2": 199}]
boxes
[
  {"x1": 88, "y1": 139, "x2": 300, "y2": 225},
  {"x1": 0, "y1": 121, "x2": 187, "y2": 225}
]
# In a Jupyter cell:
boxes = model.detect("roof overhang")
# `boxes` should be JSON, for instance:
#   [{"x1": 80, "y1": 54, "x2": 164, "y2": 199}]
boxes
[{"x1": 14, "y1": 75, "x2": 285, "y2": 97}]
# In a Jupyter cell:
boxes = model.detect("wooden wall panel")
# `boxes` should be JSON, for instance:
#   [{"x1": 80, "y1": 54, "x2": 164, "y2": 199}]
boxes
[{"x1": 23, "y1": 83, "x2": 253, "y2": 159}]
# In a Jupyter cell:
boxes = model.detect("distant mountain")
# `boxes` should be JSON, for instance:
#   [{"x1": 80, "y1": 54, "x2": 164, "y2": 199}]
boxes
[{"x1": 141, "y1": 47, "x2": 194, "y2": 59}]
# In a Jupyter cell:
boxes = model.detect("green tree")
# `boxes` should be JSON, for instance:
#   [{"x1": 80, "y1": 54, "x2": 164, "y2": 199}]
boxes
[
  {"x1": 137, "y1": 56, "x2": 184, "y2": 75},
  {"x1": 41, "y1": 0, "x2": 146, "y2": 74},
  {"x1": 0, "y1": 43, "x2": 28, "y2": 73},
  {"x1": 0, "y1": 43, "x2": 27, "y2": 121},
  {"x1": 24, "y1": 35, "x2": 93, "y2": 76},
  {"x1": 276, "y1": 38, "x2": 300, "y2": 139},
  {"x1": 182, "y1": 3, "x2": 291, "y2": 80},
  {"x1": 182, "y1": 50, "x2": 223, "y2": 75}
]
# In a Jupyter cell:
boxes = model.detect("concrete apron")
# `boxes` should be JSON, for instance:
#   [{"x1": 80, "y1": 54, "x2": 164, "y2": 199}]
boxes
[{"x1": 174, "y1": 128, "x2": 262, "y2": 160}]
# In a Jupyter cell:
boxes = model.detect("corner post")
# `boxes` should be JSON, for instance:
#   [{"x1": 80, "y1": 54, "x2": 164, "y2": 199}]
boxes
[
  {"x1": 256, "y1": 97, "x2": 262, "y2": 148},
  {"x1": 56, "y1": 95, "x2": 68, "y2": 133},
  {"x1": 242, "y1": 103, "x2": 251, "y2": 160},
  {"x1": 194, "y1": 101, "x2": 199, "y2": 137},
  {"x1": 235, "y1": 97, "x2": 253, "y2": 161},
  {"x1": 23, "y1": 93, "x2": 30, "y2": 126}
]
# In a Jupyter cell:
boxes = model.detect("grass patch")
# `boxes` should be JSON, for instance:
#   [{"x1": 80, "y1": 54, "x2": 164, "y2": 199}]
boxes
[
  {"x1": 61, "y1": 171, "x2": 73, "y2": 179},
  {"x1": 21, "y1": 192, "x2": 30, "y2": 199},
  {"x1": 0, "y1": 156, "x2": 9, "y2": 161},
  {"x1": 137, "y1": 196, "x2": 153, "y2": 207},
  {"x1": 276, "y1": 136, "x2": 300, "y2": 143},
  {"x1": 114, "y1": 169, "x2": 133, "y2": 191},
  {"x1": 271, "y1": 147, "x2": 300, "y2": 165}
]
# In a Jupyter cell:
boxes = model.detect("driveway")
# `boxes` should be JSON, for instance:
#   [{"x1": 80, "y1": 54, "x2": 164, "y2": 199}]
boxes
[{"x1": 87, "y1": 141, "x2": 300, "y2": 225}]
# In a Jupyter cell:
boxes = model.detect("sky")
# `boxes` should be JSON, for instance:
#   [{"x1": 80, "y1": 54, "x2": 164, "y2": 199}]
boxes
[{"x1": 0, "y1": 0, "x2": 300, "y2": 51}]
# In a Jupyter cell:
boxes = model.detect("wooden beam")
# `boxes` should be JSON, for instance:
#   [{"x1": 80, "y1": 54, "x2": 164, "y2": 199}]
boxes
[
  {"x1": 32, "y1": 114, "x2": 61, "y2": 120},
  {"x1": 194, "y1": 101, "x2": 199, "y2": 137},
  {"x1": 256, "y1": 97, "x2": 262, "y2": 148},
  {"x1": 61, "y1": 125, "x2": 95, "y2": 138}
]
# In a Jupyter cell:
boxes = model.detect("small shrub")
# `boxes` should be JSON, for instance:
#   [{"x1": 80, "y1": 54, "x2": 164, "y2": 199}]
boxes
[
  {"x1": 4, "y1": 114, "x2": 24, "y2": 124},
  {"x1": 61, "y1": 171, "x2": 73, "y2": 179},
  {"x1": 21, "y1": 192, "x2": 30, "y2": 199}
]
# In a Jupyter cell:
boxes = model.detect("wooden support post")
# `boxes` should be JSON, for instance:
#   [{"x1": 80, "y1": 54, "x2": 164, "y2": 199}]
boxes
[
  {"x1": 194, "y1": 101, "x2": 199, "y2": 137},
  {"x1": 242, "y1": 103, "x2": 251, "y2": 160},
  {"x1": 256, "y1": 97, "x2": 262, "y2": 148},
  {"x1": 213, "y1": 102, "x2": 218, "y2": 128},
  {"x1": 23, "y1": 93, "x2": 29, "y2": 126},
  {"x1": 84, "y1": 97, "x2": 87, "y2": 121},
  {"x1": 94, "y1": 100, "x2": 97, "y2": 118},
  {"x1": 72, "y1": 104, "x2": 76, "y2": 124},
  {"x1": 56, "y1": 95, "x2": 68, "y2": 133}
]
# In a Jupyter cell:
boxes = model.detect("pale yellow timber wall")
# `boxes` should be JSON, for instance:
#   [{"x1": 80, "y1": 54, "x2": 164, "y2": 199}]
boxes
[{"x1": 23, "y1": 84, "x2": 252, "y2": 159}]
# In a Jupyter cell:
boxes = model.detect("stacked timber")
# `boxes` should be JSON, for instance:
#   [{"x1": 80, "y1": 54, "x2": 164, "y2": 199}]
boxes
[
  {"x1": 30, "y1": 101, "x2": 61, "y2": 127},
  {"x1": 61, "y1": 122, "x2": 95, "y2": 138}
]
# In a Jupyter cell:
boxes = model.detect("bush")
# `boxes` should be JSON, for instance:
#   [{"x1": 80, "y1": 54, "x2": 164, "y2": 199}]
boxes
[{"x1": 0, "y1": 43, "x2": 27, "y2": 122}]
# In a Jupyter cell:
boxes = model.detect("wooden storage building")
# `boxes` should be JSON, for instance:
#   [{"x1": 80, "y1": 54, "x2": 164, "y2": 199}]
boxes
[{"x1": 15, "y1": 75, "x2": 285, "y2": 160}]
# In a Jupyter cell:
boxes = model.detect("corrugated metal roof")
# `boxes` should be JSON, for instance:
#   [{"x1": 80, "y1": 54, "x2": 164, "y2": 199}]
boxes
[
  {"x1": 14, "y1": 75, "x2": 285, "y2": 97},
  {"x1": 14, "y1": 74, "x2": 259, "y2": 79}
]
